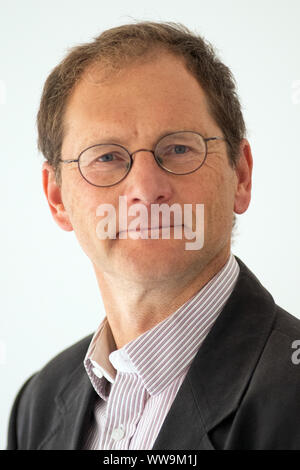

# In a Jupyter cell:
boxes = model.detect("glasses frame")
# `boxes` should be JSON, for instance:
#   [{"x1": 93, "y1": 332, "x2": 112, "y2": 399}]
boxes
[{"x1": 59, "y1": 131, "x2": 227, "y2": 188}]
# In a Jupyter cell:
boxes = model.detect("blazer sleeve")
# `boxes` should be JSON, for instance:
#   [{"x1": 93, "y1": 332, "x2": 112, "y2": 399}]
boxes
[{"x1": 6, "y1": 374, "x2": 38, "y2": 450}]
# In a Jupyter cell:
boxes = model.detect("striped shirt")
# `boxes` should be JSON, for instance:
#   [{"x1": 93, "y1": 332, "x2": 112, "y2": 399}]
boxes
[{"x1": 83, "y1": 253, "x2": 239, "y2": 450}]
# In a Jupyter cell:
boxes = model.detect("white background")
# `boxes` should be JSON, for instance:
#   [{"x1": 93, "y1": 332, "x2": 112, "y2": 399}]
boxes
[{"x1": 1, "y1": 0, "x2": 299, "y2": 450}]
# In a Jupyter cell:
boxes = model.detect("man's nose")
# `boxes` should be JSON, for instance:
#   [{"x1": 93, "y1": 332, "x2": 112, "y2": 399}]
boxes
[{"x1": 123, "y1": 149, "x2": 173, "y2": 206}]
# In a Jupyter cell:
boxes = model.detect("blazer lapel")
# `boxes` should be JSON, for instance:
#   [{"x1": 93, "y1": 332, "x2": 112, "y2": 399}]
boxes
[
  {"x1": 153, "y1": 257, "x2": 277, "y2": 450},
  {"x1": 152, "y1": 373, "x2": 215, "y2": 450},
  {"x1": 38, "y1": 363, "x2": 97, "y2": 450}
]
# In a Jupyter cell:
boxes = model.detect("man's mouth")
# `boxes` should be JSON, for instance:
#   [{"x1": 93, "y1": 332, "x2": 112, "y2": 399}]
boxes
[{"x1": 118, "y1": 224, "x2": 183, "y2": 236}]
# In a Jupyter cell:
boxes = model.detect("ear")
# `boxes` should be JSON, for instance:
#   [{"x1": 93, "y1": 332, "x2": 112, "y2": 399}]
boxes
[
  {"x1": 233, "y1": 139, "x2": 253, "y2": 214},
  {"x1": 42, "y1": 162, "x2": 73, "y2": 231}
]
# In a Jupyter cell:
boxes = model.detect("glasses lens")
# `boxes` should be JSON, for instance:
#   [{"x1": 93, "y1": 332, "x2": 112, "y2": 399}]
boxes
[
  {"x1": 79, "y1": 144, "x2": 131, "y2": 186},
  {"x1": 155, "y1": 132, "x2": 206, "y2": 174}
]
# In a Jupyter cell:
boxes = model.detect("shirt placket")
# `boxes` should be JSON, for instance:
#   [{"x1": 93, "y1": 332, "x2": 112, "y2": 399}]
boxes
[{"x1": 99, "y1": 371, "x2": 149, "y2": 449}]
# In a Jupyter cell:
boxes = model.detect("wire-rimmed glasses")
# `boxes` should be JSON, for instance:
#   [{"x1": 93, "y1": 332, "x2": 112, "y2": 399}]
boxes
[{"x1": 59, "y1": 131, "x2": 226, "y2": 187}]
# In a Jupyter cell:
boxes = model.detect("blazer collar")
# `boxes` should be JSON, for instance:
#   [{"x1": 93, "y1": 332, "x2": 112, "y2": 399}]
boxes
[{"x1": 152, "y1": 256, "x2": 277, "y2": 449}]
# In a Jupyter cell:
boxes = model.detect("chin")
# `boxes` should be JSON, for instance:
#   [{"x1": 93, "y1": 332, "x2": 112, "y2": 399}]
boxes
[{"x1": 116, "y1": 240, "x2": 198, "y2": 279}]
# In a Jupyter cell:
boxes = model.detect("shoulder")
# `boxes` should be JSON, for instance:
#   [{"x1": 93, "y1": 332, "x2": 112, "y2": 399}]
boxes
[
  {"x1": 235, "y1": 256, "x2": 300, "y2": 336},
  {"x1": 220, "y1": 259, "x2": 300, "y2": 448},
  {"x1": 9, "y1": 335, "x2": 93, "y2": 425},
  {"x1": 7, "y1": 333, "x2": 94, "y2": 449},
  {"x1": 272, "y1": 304, "x2": 300, "y2": 338},
  {"x1": 234, "y1": 256, "x2": 300, "y2": 397},
  {"x1": 260, "y1": 304, "x2": 300, "y2": 374},
  {"x1": 22, "y1": 333, "x2": 94, "y2": 397}
]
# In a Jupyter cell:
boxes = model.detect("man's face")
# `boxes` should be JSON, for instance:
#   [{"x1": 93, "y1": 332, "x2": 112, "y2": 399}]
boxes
[{"x1": 45, "y1": 51, "x2": 251, "y2": 285}]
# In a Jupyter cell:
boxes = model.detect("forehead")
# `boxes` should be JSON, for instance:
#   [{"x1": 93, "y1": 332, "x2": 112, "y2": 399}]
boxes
[{"x1": 62, "y1": 52, "x2": 217, "y2": 152}]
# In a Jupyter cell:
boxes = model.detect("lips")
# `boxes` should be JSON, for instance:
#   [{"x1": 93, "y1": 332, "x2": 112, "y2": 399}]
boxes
[
  {"x1": 118, "y1": 224, "x2": 182, "y2": 235},
  {"x1": 133, "y1": 225, "x2": 174, "y2": 231}
]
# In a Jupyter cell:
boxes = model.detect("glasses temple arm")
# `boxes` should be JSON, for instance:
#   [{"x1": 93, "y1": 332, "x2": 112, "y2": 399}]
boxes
[{"x1": 58, "y1": 158, "x2": 79, "y2": 164}]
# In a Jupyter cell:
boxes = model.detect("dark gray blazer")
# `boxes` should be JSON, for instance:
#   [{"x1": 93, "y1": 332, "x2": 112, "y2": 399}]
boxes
[{"x1": 6, "y1": 257, "x2": 300, "y2": 450}]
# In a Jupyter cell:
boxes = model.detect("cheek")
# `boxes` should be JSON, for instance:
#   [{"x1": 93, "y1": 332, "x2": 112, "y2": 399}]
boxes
[
  {"x1": 62, "y1": 184, "x2": 101, "y2": 247},
  {"x1": 197, "y1": 171, "x2": 236, "y2": 236}
]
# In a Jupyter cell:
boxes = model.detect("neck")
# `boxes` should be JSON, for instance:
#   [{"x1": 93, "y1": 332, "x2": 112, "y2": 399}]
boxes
[{"x1": 93, "y1": 246, "x2": 231, "y2": 349}]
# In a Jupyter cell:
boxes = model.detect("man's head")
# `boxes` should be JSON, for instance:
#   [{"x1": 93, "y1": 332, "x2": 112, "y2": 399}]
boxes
[
  {"x1": 40, "y1": 22, "x2": 252, "y2": 286},
  {"x1": 38, "y1": 22, "x2": 247, "y2": 184}
]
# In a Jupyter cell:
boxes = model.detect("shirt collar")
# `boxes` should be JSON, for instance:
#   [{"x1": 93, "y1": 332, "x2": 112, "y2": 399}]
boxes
[
  {"x1": 84, "y1": 253, "x2": 239, "y2": 398},
  {"x1": 84, "y1": 318, "x2": 116, "y2": 399}
]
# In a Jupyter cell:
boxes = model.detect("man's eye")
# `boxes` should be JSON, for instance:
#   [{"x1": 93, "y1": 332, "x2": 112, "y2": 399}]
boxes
[
  {"x1": 97, "y1": 153, "x2": 116, "y2": 162},
  {"x1": 173, "y1": 145, "x2": 189, "y2": 154}
]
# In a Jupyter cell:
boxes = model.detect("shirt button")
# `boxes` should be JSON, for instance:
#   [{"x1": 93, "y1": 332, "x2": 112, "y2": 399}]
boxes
[
  {"x1": 92, "y1": 366, "x2": 103, "y2": 379},
  {"x1": 112, "y1": 425, "x2": 125, "y2": 441}
]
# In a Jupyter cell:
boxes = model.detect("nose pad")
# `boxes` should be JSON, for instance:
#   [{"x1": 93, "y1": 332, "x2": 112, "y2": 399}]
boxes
[{"x1": 130, "y1": 148, "x2": 162, "y2": 169}]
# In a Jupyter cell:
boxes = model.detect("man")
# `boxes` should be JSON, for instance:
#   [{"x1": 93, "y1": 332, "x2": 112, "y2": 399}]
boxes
[{"x1": 7, "y1": 22, "x2": 300, "y2": 450}]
